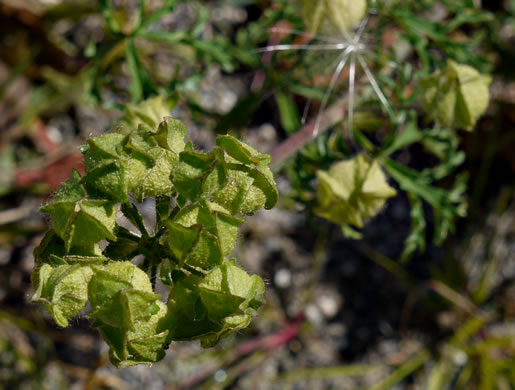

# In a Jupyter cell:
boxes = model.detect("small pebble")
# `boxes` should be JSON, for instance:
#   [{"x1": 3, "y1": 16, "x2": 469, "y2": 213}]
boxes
[
  {"x1": 214, "y1": 369, "x2": 227, "y2": 383},
  {"x1": 317, "y1": 294, "x2": 340, "y2": 318},
  {"x1": 274, "y1": 269, "x2": 292, "y2": 288},
  {"x1": 305, "y1": 304, "x2": 323, "y2": 326}
]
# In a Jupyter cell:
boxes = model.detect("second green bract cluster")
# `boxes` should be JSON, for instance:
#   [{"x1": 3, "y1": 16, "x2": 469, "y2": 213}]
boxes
[
  {"x1": 315, "y1": 155, "x2": 397, "y2": 229},
  {"x1": 32, "y1": 100, "x2": 277, "y2": 368}
]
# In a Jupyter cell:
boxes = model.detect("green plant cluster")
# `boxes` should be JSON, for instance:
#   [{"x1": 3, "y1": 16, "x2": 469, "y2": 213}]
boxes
[{"x1": 31, "y1": 100, "x2": 278, "y2": 367}]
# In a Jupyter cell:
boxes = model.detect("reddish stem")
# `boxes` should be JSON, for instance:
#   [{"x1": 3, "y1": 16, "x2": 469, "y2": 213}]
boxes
[
  {"x1": 270, "y1": 99, "x2": 347, "y2": 171},
  {"x1": 173, "y1": 315, "x2": 305, "y2": 390}
]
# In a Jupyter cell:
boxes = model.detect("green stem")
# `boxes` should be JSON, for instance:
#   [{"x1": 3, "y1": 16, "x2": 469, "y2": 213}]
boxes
[
  {"x1": 183, "y1": 263, "x2": 207, "y2": 277},
  {"x1": 360, "y1": 245, "x2": 416, "y2": 290},
  {"x1": 155, "y1": 195, "x2": 171, "y2": 229},
  {"x1": 368, "y1": 349, "x2": 431, "y2": 390},
  {"x1": 141, "y1": 255, "x2": 150, "y2": 272},
  {"x1": 150, "y1": 263, "x2": 158, "y2": 290},
  {"x1": 121, "y1": 202, "x2": 150, "y2": 238},
  {"x1": 471, "y1": 103, "x2": 503, "y2": 208},
  {"x1": 276, "y1": 364, "x2": 383, "y2": 384}
]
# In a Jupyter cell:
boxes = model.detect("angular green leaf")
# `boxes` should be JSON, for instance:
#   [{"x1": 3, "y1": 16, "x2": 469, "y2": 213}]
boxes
[
  {"x1": 172, "y1": 136, "x2": 278, "y2": 215},
  {"x1": 171, "y1": 149, "x2": 222, "y2": 201},
  {"x1": 153, "y1": 117, "x2": 187, "y2": 155},
  {"x1": 83, "y1": 120, "x2": 185, "y2": 202},
  {"x1": 41, "y1": 171, "x2": 117, "y2": 252},
  {"x1": 300, "y1": 0, "x2": 367, "y2": 36},
  {"x1": 213, "y1": 135, "x2": 278, "y2": 214},
  {"x1": 199, "y1": 314, "x2": 252, "y2": 348},
  {"x1": 33, "y1": 230, "x2": 104, "y2": 265},
  {"x1": 211, "y1": 204, "x2": 245, "y2": 257},
  {"x1": 167, "y1": 222, "x2": 222, "y2": 269},
  {"x1": 162, "y1": 262, "x2": 264, "y2": 348},
  {"x1": 81, "y1": 133, "x2": 132, "y2": 202},
  {"x1": 119, "y1": 94, "x2": 179, "y2": 131},
  {"x1": 216, "y1": 135, "x2": 271, "y2": 166},
  {"x1": 96, "y1": 300, "x2": 169, "y2": 368},
  {"x1": 91, "y1": 288, "x2": 160, "y2": 330},
  {"x1": 162, "y1": 274, "x2": 213, "y2": 341},
  {"x1": 32, "y1": 263, "x2": 94, "y2": 327},
  {"x1": 199, "y1": 261, "x2": 265, "y2": 321},
  {"x1": 315, "y1": 155, "x2": 397, "y2": 228},
  {"x1": 131, "y1": 147, "x2": 177, "y2": 201},
  {"x1": 166, "y1": 200, "x2": 244, "y2": 268},
  {"x1": 421, "y1": 60, "x2": 491, "y2": 131},
  {"x1": 88, "y1": 262, "x2": 154, "y2": 316}
]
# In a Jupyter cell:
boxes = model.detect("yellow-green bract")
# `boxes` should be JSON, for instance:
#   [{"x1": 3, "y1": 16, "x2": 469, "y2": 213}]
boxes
[
  {"x1": 88, "y1": 262, "x2": 169, "y2": 367},
  {"x1": 421, "y1": 60, "x2": 491, "y2": 131},
  {"x1": 315, "y1": 154, "x2": 397, "y2": 228},
  {"x1": 32, "y1": 96, "x2": 277, "y2": 368},
  {"x1": 163, "y1": 261, "x2": 265, "y2": 348},
  {"x1": 300, "y1": 0, "x2": 368, "y2": 36}
]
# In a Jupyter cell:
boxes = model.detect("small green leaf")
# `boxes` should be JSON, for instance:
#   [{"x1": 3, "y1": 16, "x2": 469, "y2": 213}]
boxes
[
  {"x1": 166, "y1": 222, "x2": 222, "y2": 269},
  {"x1": 199, "y1": 261, "x2": 265, "y2": 320},
  {"x1": 119, "y1": 94, "x2": 179, "y2": 131},
  {"x1": 421, "y1": 60, "x2": 491, "y2": 131},
  {"x1": 166, "y1": 201, "x2": 244, "y2": 269},
  {"x1": 50, "y1": 168, "x2": 86, "y2": 203},
  {"x1": 163, "y1": 273, "x2": 213, "y2": 341},
  {"x1": 275, "y1": 91, "x2": 301, "y2": 134},
  {"x1": 171, "y1": 149, "x2": 221, "y2": 201},
  {"x1": 91, "y1": 288, "x2": 160, "y2": 330},
  {"x1": 154, "y1": 117, "x2": 187, "y2": 155},
  {"x1": 215, "y1": 135, "x2": 278, "y2": 214},
  {"x1": 315, "y1": 155, "x2": 397, "y2": 228},
  {"x1": 300, "y1": 0, "x2": 367, "y2": 36},
  {"x1": 33, "y1": 230, "x2": 103, "y2": 265},
  {"x1": 216, "y1": 135, "x2": 271, "y2": 166},
  {"x1": 41, "y1": 171, "x2": 117, "y2": 252},
  {"x1": 203, "y1": 136, "x2": 278, "y2": 215},
  {"x1": 97, "y1": 300, "x2": 169, "y2": 367},
  {"x1": 88, "y1": 262, "x2": 154, "y2": 314},
  {"x1": 84, "y1": 120, "x2": 186, "y2": 202},
  {"x1": 211, "y1": 205, "x2": 245, "y2": 257},
  {"x1": 32, "y1": 263, "x2": 94, "y2": 327},
  {"x1": 126, "y1": 39, "x2": 157, "y2": 103},
  {"x1": 88, "y1": 261, "x2": 167, "y2": 366},
  {"x1": 82, "y1": 133, "x2": 130, "y2": 202},
  {"x1": 163, "y1": 262, "x2": 264, "y2": 347},
  {"x1": 131, "y1": 147, "x2": 177, "y2": 201}
]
